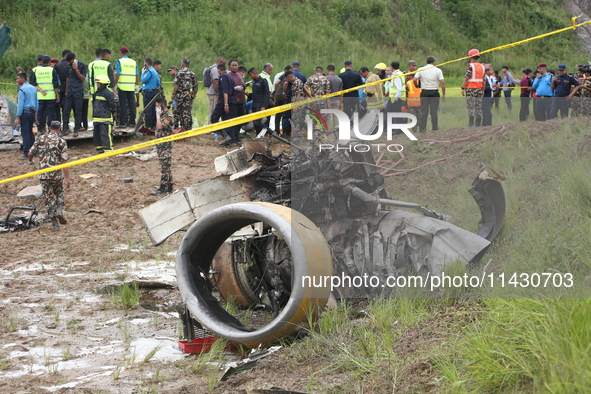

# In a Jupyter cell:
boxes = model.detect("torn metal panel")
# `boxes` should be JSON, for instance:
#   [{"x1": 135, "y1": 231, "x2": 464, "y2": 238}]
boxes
[
  {"x1": 185, "y1": 176, "x2": 254, "y2": 219},
  {"x1": 470, "y1": 176, "x2": 505, "y2": 241},
  {"x1": 0, "y1": 93, "x2": 17, "y2": 143},
  {"x1": 138, "y1": 191, "x2": 194, "y2": 246},
  {"x1": 214, "y1": 148, "x2": 250, "y2": 174},
  {"x1": 17, "y1": 185, "x2": 43, "y2": 200}
]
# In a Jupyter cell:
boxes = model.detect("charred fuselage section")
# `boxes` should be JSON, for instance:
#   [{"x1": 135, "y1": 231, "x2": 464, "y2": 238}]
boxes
[{"x1": 176, "y1": 114, "x2": 506, "y2": 346}]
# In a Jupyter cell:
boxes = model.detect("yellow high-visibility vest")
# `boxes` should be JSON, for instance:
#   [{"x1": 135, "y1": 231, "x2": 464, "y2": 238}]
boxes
[
  {"x1": 117, "y1": 58, "x2": 137, "y2": 92},
  {"x1": 90, "y1": 60, "x2": 112, "y2": 94},
  {"x1": 34, "y1": 66, "x2": 56, "y2": 100},
  {"x1": 389, "y1": 70, "x2": 406, "y2": 101}
]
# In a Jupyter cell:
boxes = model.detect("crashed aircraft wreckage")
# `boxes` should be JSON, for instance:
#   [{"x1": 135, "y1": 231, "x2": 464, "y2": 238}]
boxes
[{"x1": 140, "y1": 109, "x2": 505, "y2": 347}]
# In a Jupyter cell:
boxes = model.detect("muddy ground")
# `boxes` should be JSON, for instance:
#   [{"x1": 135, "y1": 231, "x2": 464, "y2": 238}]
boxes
[{"x1": 0, "y1": 120, "x2": 568, "y2": 393}]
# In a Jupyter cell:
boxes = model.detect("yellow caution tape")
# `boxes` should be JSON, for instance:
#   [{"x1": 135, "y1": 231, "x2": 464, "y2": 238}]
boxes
[{"x1": 2, "y1": 18, "x2": 591, "y2": 185}]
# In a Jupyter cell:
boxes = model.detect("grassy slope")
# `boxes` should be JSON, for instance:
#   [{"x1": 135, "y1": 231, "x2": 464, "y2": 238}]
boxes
[{"x1": 0, "y1": 0, "x2": 587, "y2": 81}]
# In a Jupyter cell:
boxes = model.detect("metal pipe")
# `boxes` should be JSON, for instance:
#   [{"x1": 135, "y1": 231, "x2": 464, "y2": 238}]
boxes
[
  {"x1": 378, "y1": 198, "x2": 448, "y2": 221},
  {"x1": 270, "y1": 132, "x2": 305, "y2": 151}
]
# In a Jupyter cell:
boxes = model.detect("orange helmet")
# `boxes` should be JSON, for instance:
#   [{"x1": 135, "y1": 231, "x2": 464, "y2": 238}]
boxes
[{"x1": 467, "y1": 49, "x2": 480, "y2": 57}]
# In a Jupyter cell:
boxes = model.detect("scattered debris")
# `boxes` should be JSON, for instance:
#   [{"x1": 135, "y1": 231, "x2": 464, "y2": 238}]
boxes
[
  {"x1": 219, "y1": 346, "x2": 282, "y2": 381},
  {"x1": 84, "y1": 209, "x2": 103, "y2": 215},
  {"x1": 16, "y1": 185, "x2": 42, "y2": 200},
  {"x1": 89, "y1": 183, "x2": 99, "y2": 189},
  {"x1": 121, "y1": 178, "x2": 134, "y2": 183},
  {"x1": 79, "y1": 173, "x2": 97, "y2": 179},
  {"x1": 0, "y1": 206, "x2": 39, "y2": 233},
  {"x1": 190, "y1": 164, "x2": 208, "y2": 168},
  {"x1": 119, "y1": 150, "x2": 158, "y2": 161}
]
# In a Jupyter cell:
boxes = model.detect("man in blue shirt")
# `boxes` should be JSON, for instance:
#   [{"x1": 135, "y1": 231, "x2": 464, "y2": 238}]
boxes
[
  {"x1": 291, "y1": 61, "x2": 307, "y2": 83},
  {"x1": 141, "y1": 58, "x2": 162, "y2": 131},
  {"x1": 532, "y1": 63, "x2": 554, "y2": 121},
  {"x1": 551, "y1": 64, "x2": 579, "y2": 118},
  {"x1": 14, "y1": 72, "x2": 39, "y2": 159}
]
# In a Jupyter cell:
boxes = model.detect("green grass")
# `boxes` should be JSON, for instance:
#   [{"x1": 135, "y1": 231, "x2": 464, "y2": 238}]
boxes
[
  {"x1": 109, "y1": 281, "x2": 142, "y2": 309},
  {"x1": 437, "y1": 298, "x2": 591, "y2": 392}
]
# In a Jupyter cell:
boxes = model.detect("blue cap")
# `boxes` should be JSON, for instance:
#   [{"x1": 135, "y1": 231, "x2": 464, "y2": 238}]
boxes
[
  {"x1": 558, "y1": 64, "x2": 567, "y2": 71},
  {"x1": 344, "y1": 60, "x2": 352, "y2": 66},
  {"x1": 292, "y1": 61, "x2": 300, "y2": 66}
]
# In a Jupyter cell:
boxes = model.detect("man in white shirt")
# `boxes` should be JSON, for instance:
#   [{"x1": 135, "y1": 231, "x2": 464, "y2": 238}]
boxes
[
  {"x1": 205, "y1": 57, "x2": 226, "y2": 125},
  {"x1": 414, "y1": 56, "x2": 446, "y2": 132}
]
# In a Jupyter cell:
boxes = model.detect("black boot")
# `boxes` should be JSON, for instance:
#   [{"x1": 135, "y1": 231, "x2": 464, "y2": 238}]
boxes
[
  {"x1": 56, "y1": 203, "x2": 67, "y2": 225},
  {"x1": 51, "y1": 217, "x2": 60, "y2": 232},
  {"x1": 166, "y1": 184, "x2": 173, "y2": 193},
  {"x1": 475, "y1": 117, "x2": 482, "y2": 127},
  {"x1": 467, "y1": 116, "x2": 474, "y2": 127},
  {"x1": 151, "y1": 185, "x2": 166, "y2": 195}
]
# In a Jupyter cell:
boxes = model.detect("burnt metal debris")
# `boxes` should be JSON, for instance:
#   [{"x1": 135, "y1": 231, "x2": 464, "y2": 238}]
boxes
[
  {"x1": 171, "y1": 110, "x2": 506, "y2": 347},
  {"x1": 0, "y1": 206, "x2": 39, "y2": 233}
]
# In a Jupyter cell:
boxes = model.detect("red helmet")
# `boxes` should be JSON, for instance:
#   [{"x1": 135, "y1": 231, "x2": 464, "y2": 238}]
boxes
[{"x1": 467, "y1": 49, "x2": 480, "y2": 57}]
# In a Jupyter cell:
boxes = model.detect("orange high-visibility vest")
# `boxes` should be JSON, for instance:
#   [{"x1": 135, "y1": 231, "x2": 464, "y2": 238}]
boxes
[
  {"x1": 466, "y1": 63, "x2": 485, "y2": 89},
  {"x1": 406, "y1": 80, "x2": 421, "y2": 106}
]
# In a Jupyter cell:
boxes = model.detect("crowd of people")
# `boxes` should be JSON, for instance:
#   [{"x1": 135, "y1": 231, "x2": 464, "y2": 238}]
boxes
[
  {"x1": 13, "y1": 47, "x2": 591, "y2": 231},
  {"x1": 460, "y1": 49, "x2": 591, "y2": 127}
]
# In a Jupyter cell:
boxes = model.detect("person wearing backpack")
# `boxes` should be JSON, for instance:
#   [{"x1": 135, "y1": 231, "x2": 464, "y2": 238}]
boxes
[
  {"x1": 501, "y1": 66, "x2": 516, "y2": 111},
  {"x1": 204, "y1": 57, "x2": 226, "y2": 125}
]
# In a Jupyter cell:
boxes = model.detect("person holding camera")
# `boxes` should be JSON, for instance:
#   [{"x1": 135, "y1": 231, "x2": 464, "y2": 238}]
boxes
[{"x1": 532, "y1": 63, "x2": 554, "y2": 121}]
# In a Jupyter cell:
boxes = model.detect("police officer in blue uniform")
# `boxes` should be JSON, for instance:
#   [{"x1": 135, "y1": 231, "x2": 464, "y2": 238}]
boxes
[{"x1": 62, "y1": 52, "x2": 87, "y2": 137}]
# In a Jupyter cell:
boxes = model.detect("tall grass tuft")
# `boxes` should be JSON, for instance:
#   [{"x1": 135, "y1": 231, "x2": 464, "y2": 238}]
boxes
[
  {"x1": 438, "y1": 298, "x2": 591, "y2": 392},
  {"x1": 109, "y1": 282, "x2": 141, "y2": 309}
]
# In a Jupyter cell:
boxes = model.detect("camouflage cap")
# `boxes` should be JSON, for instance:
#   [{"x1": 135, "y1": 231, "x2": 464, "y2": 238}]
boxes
[
  {"x1": 50, "y1": 121, "x2": 61, "y2": 130},
  {"x1": 167, "y1": 65, "x2": 178, "y2": 72},
  {"x1": 408, "y1": 60, "x2": 417, "y2": 66}
]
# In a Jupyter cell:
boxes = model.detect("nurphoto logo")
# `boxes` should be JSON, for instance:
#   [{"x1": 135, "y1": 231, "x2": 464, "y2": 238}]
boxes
[{"x1": 305, "y1": 108, "x2": 418, "y2": 153}]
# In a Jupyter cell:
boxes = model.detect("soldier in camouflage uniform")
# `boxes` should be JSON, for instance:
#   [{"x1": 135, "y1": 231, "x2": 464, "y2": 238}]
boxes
[
  {"x1": 305, "y1": 67, "x2": 330, "y2": 110},
  {"x1": 28, "y1": 121, "x2": 70, "y2": 232},
  {"x1": 574, "y1": 70, "x2": 591, "y2": 117},
  {"x1": 171, "y1": 59, "x2": 197, "y2": 131},
  {"x1": 462, "y1": 50, "x2": 486, "y2": 127},
  {"x1": 151, "y1": 97, "x2": 174, "y2": 195},
  {"x1": 286, "y1": 71, "x2": 308, "y2": 136},
  {"x1": 570, "y1": 69, "x2": 585, "y2": 117}
]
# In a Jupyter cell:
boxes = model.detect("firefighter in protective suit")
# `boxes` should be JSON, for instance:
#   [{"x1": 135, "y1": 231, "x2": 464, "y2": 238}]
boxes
[{"x1": 93, "y1": 75, "x2": 117, "y2": 153}]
